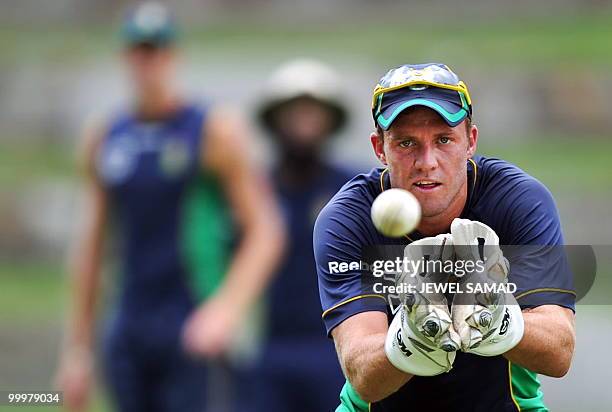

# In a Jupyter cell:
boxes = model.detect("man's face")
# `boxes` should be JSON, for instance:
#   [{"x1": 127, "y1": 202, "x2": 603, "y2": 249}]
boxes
[
  {"x1": 270, "y1": 97, "x2": 335, "y2": 150},
  {"x1": 123, "y1": 43, "x2": 177, "y2": 94},
  {"x1": 371, "y1": 107, "x2": 477, "y2": 219}
]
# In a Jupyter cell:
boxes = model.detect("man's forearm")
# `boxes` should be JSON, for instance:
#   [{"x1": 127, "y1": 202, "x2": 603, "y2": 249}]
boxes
[
  {"x1": 65, "y1": 187, "x2": 106, "y2": 350},
  {"x1": 215, "y1": 215, "x2": 284, "y2": 313},
  {"x1": 504, "y1": 306, "x2": 575, "y2": 377},
  {"x1": 66, "y1": 233, "x2": 103, "y2": 350},
  {"x1": 338, "y1": 332, "x2": 411, "y2": 403}
]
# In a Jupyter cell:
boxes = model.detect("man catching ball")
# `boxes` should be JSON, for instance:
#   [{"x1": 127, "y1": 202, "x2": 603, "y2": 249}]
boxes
[{"x1": 314, "y1": 63, "x2": 575, "y2": 411}]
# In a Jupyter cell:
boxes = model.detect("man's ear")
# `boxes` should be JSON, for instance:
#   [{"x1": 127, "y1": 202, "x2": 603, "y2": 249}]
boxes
[
  {"x1": 370, "y1": 131, "x2": 387, "y2": 165},
  {"x1": 467, "y1": 123, "x2": 478, "y2": 158}
]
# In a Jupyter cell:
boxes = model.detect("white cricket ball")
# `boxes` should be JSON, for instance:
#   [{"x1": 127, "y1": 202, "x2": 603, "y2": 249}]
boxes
[{"x1": 371, "y1": 188, "x2": 421, "y2": 237}]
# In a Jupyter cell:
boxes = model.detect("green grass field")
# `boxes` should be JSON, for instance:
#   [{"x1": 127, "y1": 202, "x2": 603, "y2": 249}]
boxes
[
  {"x1": 0, "y1": 12, "x2": 612, "y2": 68},
  {"x1": 0, "y1": 263, "x2": 108, "y2": 412},
  {"x1": 0, "y1": 262, "x2": 65, "y2": 320}
]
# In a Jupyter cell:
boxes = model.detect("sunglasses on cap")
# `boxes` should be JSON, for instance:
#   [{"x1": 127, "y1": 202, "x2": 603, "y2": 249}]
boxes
[
  {"x1": 372, "y1": 63, "x2": 473, "y2": 129},
  {"x1": 373, "y1": 63, "x2": 472, "y2": 111}
]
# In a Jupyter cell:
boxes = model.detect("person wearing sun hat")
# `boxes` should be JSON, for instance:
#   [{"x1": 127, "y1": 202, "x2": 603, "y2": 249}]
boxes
[{"x1": 237, "y1": 59, "x2": 353, "y2": 412}]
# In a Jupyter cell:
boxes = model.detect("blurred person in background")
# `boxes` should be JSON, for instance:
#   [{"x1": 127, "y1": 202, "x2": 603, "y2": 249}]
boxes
[
  {"x1": 243, "y1": 59, "x2": 353, "y2": 412},
  {"x1": 55, "y1": 2, "x2": 284, "y2": 411}
]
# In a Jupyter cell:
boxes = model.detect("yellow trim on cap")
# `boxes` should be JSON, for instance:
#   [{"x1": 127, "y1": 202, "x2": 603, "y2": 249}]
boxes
[{"x1": 372, "y1": 80, "x2": 472, "y2": 109}]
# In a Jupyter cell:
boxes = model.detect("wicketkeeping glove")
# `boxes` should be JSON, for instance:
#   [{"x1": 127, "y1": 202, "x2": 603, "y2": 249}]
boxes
[
  {"x1": 450, "y1": 218, "x2": 524, "y2": 356},
  {"x1": 385, "y1": 235, "x2": 461, "y2": 376}
]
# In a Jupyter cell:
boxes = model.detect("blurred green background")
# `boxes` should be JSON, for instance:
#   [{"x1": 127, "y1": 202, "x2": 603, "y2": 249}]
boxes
[{"x1": 1, "y1": 1, "x2": 611, "y2": 411}]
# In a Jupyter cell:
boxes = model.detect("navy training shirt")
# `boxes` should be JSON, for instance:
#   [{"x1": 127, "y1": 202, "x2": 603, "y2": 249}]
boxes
[
  {"x1": 266, "y1": 163, "x2": 356, "y2": 338},
  {"x1": 313, "y1": 155, "x2": 575, "y2": 412},
  {"x1": 96, "y1": 103, "x2": 208, "y2": 344}
]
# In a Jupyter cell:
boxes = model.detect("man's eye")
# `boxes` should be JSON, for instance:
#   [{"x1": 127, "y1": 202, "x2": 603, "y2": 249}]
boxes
[
  {"x1": 399, "y1": 140, "x2": 415, "y2": 148},
  {"x1": 438, "y1": 136, "x2": 451, "y2": 144}
]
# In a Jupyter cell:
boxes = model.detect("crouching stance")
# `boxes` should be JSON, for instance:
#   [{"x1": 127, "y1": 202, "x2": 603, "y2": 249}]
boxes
[{"x1": 314, "y1": 63, "x2": 575, "y2": 411}]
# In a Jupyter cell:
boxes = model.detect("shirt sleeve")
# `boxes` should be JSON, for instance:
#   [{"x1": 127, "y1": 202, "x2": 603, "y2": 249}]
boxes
[
  {"x1": 314, "y1": 199, "x2": 389, "y2": 336},
  {"x1": 502, "y1": 177, "x2": 576, "y2": 311}
]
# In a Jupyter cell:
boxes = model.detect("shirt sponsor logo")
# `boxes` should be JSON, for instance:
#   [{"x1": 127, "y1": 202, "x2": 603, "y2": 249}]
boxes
[{"x1": 97, "y1": 134, "x2": 138, "y2": 185}]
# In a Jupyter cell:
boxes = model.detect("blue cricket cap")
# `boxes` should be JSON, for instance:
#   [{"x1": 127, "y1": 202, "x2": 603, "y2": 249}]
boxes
[
  {"x1": 122, "y1": 2, "x2": 177, "y2": 47},
  {"x1": 372, "y1": 63, "x2": 473, "y2": 130}
]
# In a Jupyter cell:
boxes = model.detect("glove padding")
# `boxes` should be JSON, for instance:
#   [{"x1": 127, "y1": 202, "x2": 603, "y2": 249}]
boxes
[
  {"x1": 450, "y1": 218, "x2": 524, "y2": 356},
  {"x1": 385, "y1": 235, "x2": 459, "y2": 376},
  {"x1": 385, "y1": 308, "x2": 456, "y2": 376}
]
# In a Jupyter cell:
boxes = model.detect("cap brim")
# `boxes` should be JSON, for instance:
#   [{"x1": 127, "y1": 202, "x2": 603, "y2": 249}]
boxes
[{"x1": 376, "y1": 98, "x2": 468, "y2": 130}]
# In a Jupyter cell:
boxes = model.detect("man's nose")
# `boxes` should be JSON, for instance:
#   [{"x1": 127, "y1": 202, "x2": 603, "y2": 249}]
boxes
[{"x1": 414, "y1": 145, "x2": 438, "y2": 172}]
